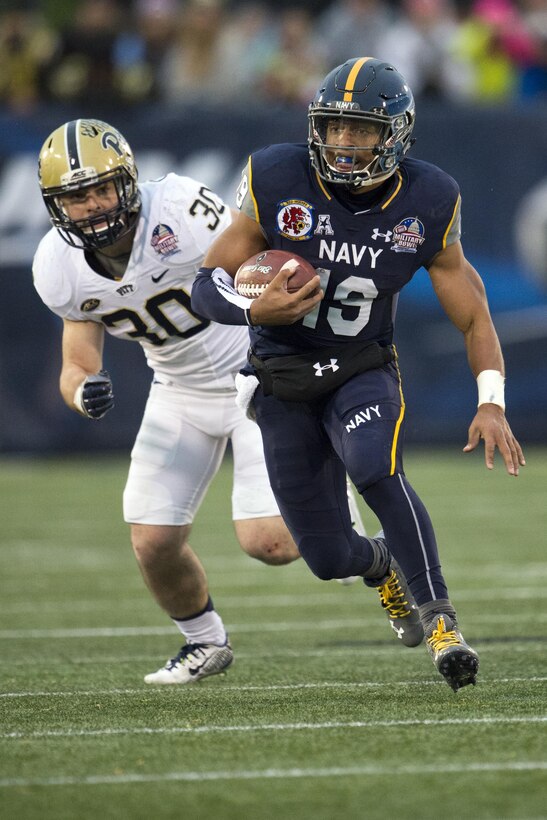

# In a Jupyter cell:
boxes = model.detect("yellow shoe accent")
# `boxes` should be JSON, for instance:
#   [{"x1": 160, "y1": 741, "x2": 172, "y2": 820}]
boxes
[
  {"x1": 425, "y1": 613, "x2": 479, "y2": 691},
  {"x1": 377, "y1": 570, "x2": 414, "y2": 618},
  {"x1": 370, "y1": 561, "x2": 424, "y2": 647},
  {"x1": 426, "y1": 615, "x2": 462, "y2": 656}
]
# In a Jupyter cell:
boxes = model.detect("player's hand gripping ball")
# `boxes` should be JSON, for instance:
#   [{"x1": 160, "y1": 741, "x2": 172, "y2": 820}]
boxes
[{"x1": 234, "y1": 249, "x2": 317, "y2": 298}]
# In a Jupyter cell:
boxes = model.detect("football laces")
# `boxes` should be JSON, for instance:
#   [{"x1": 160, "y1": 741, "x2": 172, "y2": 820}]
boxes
[{"x1": 236, "y1": 282, "x2": 270, "y2": 297}]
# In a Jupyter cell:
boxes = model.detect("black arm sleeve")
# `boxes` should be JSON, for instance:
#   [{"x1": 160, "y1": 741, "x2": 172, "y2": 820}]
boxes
[{"x1": 192, "y1": 268, "x2": 254, "y2": 326}]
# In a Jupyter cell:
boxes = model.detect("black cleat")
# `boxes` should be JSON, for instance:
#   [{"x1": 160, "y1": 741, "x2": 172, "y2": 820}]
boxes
[
  {"x1": 365, "y1": 558, "x2": 424, "y2": 647},
  {"x1": 425, "y1": 614, "x2": 479, "y2": 691}
]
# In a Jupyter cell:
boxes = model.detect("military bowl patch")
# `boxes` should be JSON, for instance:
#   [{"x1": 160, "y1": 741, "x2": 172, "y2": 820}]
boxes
[
  {"x1": 391, "y1": 217, "x2": 425, "y2": 254},
  {"x1": 151, "y1": 223, "x2": 179, "y2": 257}
]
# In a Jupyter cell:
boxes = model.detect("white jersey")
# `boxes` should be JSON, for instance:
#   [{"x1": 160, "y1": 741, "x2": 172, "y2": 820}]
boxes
[{"x1": 33, "y1": 173, "x2": 248, "y2": 391}]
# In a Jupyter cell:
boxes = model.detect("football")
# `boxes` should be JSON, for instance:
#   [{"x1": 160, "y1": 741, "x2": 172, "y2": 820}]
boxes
[{"x1": 234, "y1": 249, "x2": 317, "y2": 298}]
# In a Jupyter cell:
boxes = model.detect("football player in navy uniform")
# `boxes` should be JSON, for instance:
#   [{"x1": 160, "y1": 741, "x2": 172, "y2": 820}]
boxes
[{"x1": 192, "y1": 58, "x2": 525, "y2": 691}]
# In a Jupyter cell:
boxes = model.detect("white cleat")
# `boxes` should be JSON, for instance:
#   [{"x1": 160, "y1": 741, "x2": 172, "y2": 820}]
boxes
[{"x1": 144, "y1": 642, "x2": 233, "y2": 684}]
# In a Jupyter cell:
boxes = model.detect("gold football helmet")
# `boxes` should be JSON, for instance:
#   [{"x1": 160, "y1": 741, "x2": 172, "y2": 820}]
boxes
[{"x1": 38, "y1": 119, "x2": 140, "y2": 250}]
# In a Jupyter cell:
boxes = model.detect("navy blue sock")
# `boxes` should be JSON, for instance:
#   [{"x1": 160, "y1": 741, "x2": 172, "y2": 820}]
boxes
[{"x1": 170, "y1": 595, "x2": 214, "y2": 622}]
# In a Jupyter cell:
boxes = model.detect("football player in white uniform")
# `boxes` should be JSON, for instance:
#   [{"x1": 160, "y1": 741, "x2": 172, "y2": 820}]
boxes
[{"x1": 33, "y1": 119, "x2": 369, "y2": 685}]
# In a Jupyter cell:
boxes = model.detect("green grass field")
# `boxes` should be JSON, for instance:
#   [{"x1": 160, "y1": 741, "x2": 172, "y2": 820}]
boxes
[{"x1": 1, "y1": 448, "x2": 546, "y2": 820}]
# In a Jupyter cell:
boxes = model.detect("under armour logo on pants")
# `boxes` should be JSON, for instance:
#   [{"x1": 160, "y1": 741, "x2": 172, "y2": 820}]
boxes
[{"x1": 313, "y1": 359, "x2": 339, "y2": 377}]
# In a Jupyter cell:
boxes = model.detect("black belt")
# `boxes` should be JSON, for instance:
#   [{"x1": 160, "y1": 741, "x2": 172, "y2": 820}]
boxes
[{"x1": 249, "y1": 341, "x2": 394, "y2": 402}]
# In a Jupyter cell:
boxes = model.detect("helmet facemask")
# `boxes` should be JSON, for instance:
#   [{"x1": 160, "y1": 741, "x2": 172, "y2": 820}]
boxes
[
  {"x1": 43, "y1": 168, "x2": 140, "y2": 251},
  {"x1": 309, "y1": 108, "x2": 414, "y2": 189}
]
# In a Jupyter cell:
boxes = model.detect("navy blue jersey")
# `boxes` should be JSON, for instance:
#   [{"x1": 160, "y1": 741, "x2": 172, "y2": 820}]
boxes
[{"x1": 239, "y1": 144, "x2": 461, "y2": 355}]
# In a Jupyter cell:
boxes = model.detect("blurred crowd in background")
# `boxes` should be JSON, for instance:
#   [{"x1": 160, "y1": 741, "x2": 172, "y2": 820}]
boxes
[
  {"x1": 2, "y1": 0, "x2": 547, "y2": 453},
  {"x1": 1, "y1": 0, "x2": 546, "y2": 114}
]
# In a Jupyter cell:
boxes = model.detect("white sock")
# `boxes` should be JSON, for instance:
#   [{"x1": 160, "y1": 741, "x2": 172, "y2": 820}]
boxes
[{"x1": 172, "y1": 607, "x2": 227, "y2": 646}]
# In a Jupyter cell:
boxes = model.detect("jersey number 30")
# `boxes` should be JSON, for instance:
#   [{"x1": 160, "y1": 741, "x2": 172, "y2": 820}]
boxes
[{"x1": 102, "y1": 288, "x2": 209, "y2": 345}]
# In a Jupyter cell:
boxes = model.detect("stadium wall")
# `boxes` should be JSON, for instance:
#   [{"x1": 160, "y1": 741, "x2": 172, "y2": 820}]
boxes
[{"x1": 1, "y1": 102, "x2": 546, "y2": 453}]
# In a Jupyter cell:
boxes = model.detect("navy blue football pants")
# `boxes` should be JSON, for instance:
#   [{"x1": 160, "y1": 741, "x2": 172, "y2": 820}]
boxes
[{"x1": 252, "y1": 362, "x2": 448, "y2": 606}]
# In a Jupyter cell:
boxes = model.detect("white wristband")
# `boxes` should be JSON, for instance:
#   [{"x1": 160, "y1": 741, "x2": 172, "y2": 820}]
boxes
[{"x1": 477, "y1": 370, "x2": 505, "y2": 410}]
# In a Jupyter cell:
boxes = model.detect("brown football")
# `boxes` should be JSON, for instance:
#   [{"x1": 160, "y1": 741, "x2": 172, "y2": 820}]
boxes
[{"x1": 234, "y1": 249, "x2": 317, "y2": 298}]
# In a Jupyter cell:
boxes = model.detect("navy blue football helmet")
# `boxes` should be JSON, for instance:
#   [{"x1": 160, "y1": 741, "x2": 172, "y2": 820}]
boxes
[{"x1": 308, "y1": 57, "x2": 415, "y2": 188}]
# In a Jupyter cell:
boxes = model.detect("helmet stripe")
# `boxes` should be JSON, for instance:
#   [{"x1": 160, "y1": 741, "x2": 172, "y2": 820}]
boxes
[
  {"x1": 65, "y1": 120, "x2": 81, "y2": 173},
  {"x1": 343, "y1": 57, "x2": 372, "y2": 101}
]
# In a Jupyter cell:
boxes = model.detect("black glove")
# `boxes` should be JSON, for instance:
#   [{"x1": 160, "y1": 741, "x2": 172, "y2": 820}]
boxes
[{"x1": 77, "y1": 370, "x2": 114, "y2": 419}]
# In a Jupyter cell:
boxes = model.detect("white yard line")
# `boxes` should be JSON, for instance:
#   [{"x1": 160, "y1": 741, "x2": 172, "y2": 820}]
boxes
[
  {"x1": 1, "y1": 760, "x2": 546, "y2": 788},
  {"x1": 2, "y1": 677, "x2": 546, "y2": 701},
  {"x1": 1, "y1": 640, "x2": 543, "y2": 669},
  {"x1": 2, "y1": 715, "x2": 547, "y2": 741},
  {"x1": 0, "y1": 585, "x2": 544, "y2": 614},
  {"x1": 0, "y1": 609, "x2": 546, "y2": 640}
]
